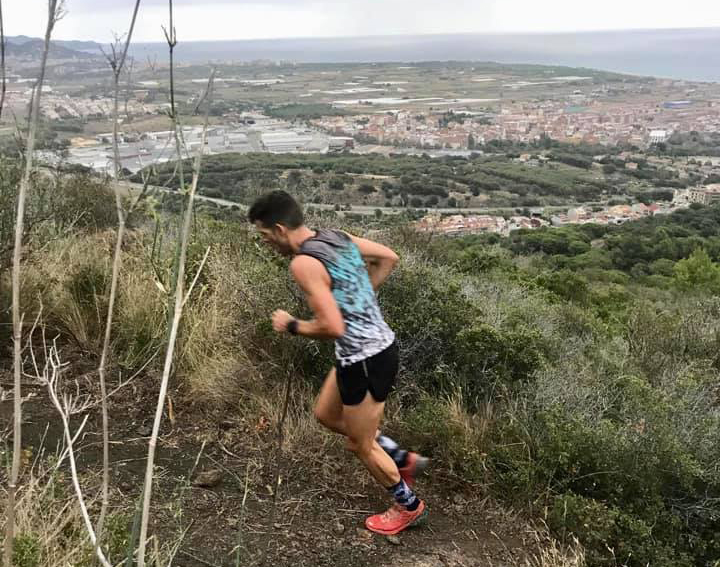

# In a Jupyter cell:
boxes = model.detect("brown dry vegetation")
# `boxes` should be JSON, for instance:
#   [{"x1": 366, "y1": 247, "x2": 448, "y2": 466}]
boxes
[{"x1": 0, "y1": 174, "x2": 588, "y2": 566}]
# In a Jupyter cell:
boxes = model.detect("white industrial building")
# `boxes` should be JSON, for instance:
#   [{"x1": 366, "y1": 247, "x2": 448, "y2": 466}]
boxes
[{"x1": 649, "y1": 129, "x2": 671, "y2": 144}]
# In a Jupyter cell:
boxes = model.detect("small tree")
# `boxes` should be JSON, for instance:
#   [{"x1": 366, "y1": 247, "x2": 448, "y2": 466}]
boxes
[
  {"x1": 358, "y1": 183, "x2": 376, "y2": 194},
  {"x1": 287, "y1": 169, "x2": 302, "y2": 189},
  {"x1": 329, "y1": 177, "x2": 345, "y2": 191},
  {"x1": 602, "y1": 164, "x2": 617, "y2": 175},
  {"x1": 673, "y1": 249, "x2": 720, "y2": 294}
]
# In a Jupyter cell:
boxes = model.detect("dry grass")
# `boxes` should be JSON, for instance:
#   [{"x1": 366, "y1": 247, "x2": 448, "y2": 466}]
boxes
[
  {"x1": 0, "y1": 448, "x2": 173, "y2": 567},
  {"x1": 113, "y1": 254, "x2": 166, "y2": 369},
  {"x1": 0, "y1": 433, "x2": 186, "y2": 567},
  {"x1": 7, "y1": 467, "x2": 89, "y2": 567},
  {"x1": 527, "y1": 532, "x2": 585, "y2": 567},
  {"x1": 18, "y1": 234, "x2": 112, "y2": 349}
]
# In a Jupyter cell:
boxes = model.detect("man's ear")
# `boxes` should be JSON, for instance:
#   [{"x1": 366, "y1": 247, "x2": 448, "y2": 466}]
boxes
[{"x1": 274, "y1": 223, "x2": 288, "y2": 237}]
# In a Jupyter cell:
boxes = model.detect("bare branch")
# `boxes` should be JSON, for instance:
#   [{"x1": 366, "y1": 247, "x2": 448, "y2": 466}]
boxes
[
  {"x1": 4, "y1": 2, "x2": 62, "y2": 564},
  {"x1": 136, "y1": 66, "x2": 216, "y2": 567},
  {"x1": 115, "y1": 0, "x2": 141, "y2": 79},
  {"x1": 43, "y1": 341, "x2": 113, "y2": 567},
  {"x1": 95, "y1": 0, "x2": 143, "y2": 552},
  {"x1": 0, "y1": 0, "x2": 6, "y2": 119},
  {"x1": 182, "y1": 246, "x2": 211, "y2": 307}
]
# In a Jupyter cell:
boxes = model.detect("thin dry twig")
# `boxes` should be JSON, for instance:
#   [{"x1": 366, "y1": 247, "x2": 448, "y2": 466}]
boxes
[
  {"x1": 96, "y1": 0, "x2": 142, "y2": 551},
  {"x1": 136, "y1": 63, "x2": 217, "y2": 567},
  {"x1": 182, "y1": 246, "x2": 211, "y2": 307},
  {"x1": 0, "y1": 0, "x2": 6, "y2": 119},
  {"x1": 41, "y1": 338, "x2": 113, "y2": 567},
  {"x1": 272, "y1": 366, "x2": 293, "y2": 515},
  {"x1": 4, "y1": 3, "x2": 63, "y2": 565}
]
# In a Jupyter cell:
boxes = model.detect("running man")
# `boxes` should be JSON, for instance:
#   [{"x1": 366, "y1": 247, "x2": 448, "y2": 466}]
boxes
[{"x1": 248, "y1": 190, "x2": 428, "y2": 535}]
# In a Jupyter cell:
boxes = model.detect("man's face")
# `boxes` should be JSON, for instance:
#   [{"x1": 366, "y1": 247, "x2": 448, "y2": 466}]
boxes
[{"x1": 255, "y1": 221, "x2": 293, "y2": 256}]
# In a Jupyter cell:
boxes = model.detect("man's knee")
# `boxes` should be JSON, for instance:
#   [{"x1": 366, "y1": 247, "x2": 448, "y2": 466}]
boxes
[
  {"x1": 346, "y1": 437, "x2": 373, "y2": 459},
  {"x1": 314, "y1": 404, "x2": 339, "y2": 430},
  {"x1": 313, "y1": 404, "x2": 329, "y2": 426}
]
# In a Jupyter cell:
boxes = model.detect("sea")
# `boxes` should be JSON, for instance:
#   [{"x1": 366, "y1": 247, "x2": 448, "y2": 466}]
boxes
[{"x1": 129, "y1": 28, "x2": 720, "y2": 82}]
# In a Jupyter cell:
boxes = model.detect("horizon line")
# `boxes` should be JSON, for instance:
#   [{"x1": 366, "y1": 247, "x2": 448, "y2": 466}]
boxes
[{"x1": 34, "y1": 25, "x2": 720, "y2": 45}]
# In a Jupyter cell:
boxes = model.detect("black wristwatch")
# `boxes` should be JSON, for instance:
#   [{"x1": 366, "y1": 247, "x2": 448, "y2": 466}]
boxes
[{"x1": 287, "y1": 319, "x2": 299, "y2": 336}]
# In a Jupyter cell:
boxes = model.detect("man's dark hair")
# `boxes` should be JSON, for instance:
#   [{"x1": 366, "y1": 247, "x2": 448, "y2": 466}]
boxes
[{"x1": 248, "y1": 190, "x2": 304, "y2": 229}]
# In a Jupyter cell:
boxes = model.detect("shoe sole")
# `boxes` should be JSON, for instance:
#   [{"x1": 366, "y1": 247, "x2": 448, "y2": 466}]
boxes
[{"x1": 366, "y1": 506, "x2": 429, "y2": 536}]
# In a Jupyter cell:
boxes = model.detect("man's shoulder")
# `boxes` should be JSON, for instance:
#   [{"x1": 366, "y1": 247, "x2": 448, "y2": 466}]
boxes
[
  {"x1": 290, "y1": 255, "x2": 331, "y2": 287},
  {"x1": 291, "y1": 254, "x2": 323, "y2": 271},
  {"x1": 298, "y1": 229, "x2": 350, "y2": 259}
]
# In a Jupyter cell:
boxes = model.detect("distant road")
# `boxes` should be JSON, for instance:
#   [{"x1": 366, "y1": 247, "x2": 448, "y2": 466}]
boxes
[
  {"x1": 119, "y1": 181, "x2": 247, "y2": 210},
  {"x1": 118, "y1": 181, "x2": 600, "y2": 217}
]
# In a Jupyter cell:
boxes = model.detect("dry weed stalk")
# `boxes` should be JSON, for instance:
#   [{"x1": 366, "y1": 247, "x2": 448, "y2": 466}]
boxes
[
  {"x1": 8, "y1": 432, "x2": 99, "y2": 567},
  {"x1": 96, "y1": 0, "x2": 142, "y2": 550},
  {"x1": 37, "y1": 336, "x2": 114, "y2": 567},
  {"x1": 135, "y1": 4, "x2": 217, "y2": 555},
  {"x1": 4, "y1": 2, "x2": 65, "y2": 565},
  {"x1": 0, "y1": 0, "x2": 5, "y2": 119}
]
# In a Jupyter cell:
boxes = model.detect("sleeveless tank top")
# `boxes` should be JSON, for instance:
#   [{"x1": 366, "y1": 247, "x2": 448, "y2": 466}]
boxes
[{"x1": 298, "y1": 229, "x2": 395, "y2": 366}]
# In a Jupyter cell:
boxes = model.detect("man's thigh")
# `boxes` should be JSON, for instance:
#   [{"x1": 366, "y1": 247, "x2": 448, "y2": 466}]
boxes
[
  {"x1": 314, "y1": 367, "x2": 344, "y2": 426},
  {"x1": 343, "y1": 392, "x2": 385, "y2": 448}
]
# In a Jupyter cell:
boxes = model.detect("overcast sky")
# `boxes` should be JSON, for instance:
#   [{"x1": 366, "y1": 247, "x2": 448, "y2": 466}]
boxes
[{"x1": 7, "y1": 0, "x2": 720, "y2": 42}]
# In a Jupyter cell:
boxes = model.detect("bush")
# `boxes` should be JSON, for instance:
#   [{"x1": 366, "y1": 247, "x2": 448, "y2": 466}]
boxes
[
  {"x1": 547, "y1": 494, "x2": 687, "y2": 567},
  {"x1": 328, "y1": 177, "x2": 345, "y2": 191},
  {"x1": 13, "y1": 533, "x2": 41, "y2": 567},
  {"x1": 454, "y1": 322, "x2": 547, "y2": 393},
  {"x1": 381, "y1": 258, "x2": 477, "y2": 393},
  {"x1": 404, "y1": 392, "x2": 490, "y2": 482}
]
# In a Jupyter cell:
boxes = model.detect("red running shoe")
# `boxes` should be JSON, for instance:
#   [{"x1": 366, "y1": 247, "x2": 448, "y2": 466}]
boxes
[
  {"x1": 399, "y1": 452, "x2": 429, "y2": 488},
  {"x1": 365, "y1": 500, "x2": 427, "y2": 535}
]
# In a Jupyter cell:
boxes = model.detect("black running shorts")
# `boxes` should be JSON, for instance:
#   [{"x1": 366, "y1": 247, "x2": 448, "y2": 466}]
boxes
[{"x1": 336, "y1": 341, "x2": 399, "y2": 406}]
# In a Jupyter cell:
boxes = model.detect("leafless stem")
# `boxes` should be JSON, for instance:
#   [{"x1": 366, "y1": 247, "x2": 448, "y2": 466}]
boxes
[
  {"x1": 182, "y1": 246, "x2": 211, "y2": 307},
  {"x1": 233, "y1": 464, "x2": 252, "y2": 567},
  {"x1": 43, "y1": 340, "x2": 113, "y2": 567},
  {"x1": 0, "y1": 0, "x2": 6, "y2": 119},
  {"x1": 124, "y1": 58, "x2": 135, "y2": 123},
  {"x1": 96, "y1": 0, "x2": 142, "y2": 552},
  {"x1": 4, "y1": 3, "x2": 63, "y2": 566},
  {"x1": 135, "y1": 63, "x2": 216, "y2": 567},
  {"x1": 272, "y1": 368, "x2": 293, "y2": 514}
]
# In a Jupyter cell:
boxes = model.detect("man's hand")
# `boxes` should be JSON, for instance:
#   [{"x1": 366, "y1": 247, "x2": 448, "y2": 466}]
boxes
[{"x1": 272, "y1": 310, "x2": 295, "y2": 333}]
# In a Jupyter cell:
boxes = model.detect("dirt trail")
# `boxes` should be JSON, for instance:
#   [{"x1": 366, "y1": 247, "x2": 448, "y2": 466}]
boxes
[{"x1": 2, "y1": 372, "x2": 541, "y2": 567}]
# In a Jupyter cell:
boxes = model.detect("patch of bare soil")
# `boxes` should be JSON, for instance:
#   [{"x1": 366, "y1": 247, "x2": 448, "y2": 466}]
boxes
[{"x1": 2, "y1": 362, "x2": 543, "y2": 567}]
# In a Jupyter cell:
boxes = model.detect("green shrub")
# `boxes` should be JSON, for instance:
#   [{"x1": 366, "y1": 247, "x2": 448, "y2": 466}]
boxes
[
  {"x1": 404, "y1": 392, "x2": 490, "y2": 483},
  {"x1": 547, "y1": 494, "x2": 689, "y2": 567},
  {"x1": 380, "y1": 258, "x2": 477, "y2": 392},
  {"x1": 12, "y1": 533, "x2": 40, "y2": 567},
  {"x1": 455, "y1": 322, "x2": 546, "y2": 394}
]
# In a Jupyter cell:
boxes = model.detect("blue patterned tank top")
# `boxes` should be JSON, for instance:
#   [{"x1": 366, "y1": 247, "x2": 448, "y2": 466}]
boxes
[{"x1": 298, "y1": 229, "x2": 396, "y2": 367}]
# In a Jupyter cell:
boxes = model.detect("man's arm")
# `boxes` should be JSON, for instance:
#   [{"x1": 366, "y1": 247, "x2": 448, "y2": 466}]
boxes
[
  {"x1": 346, "y1": 233, "x2": 399, "y2": 290},
  {"x1": 272, "y1": 255, "x2": 345, "y2": 340}
]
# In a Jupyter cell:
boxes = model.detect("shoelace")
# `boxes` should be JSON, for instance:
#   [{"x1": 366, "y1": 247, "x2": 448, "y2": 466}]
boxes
[{"x1": 381, "y1": 505, "x2": 403, "y2": 522}]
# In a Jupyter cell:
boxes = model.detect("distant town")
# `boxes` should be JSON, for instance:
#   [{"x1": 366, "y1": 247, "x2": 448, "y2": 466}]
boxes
[
  {"x1": 416, "y1": 184, "x2": 720, "y2": 236},
  {"x1": 315, "y1": 93, "x2": 720, "y2": 150}
]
